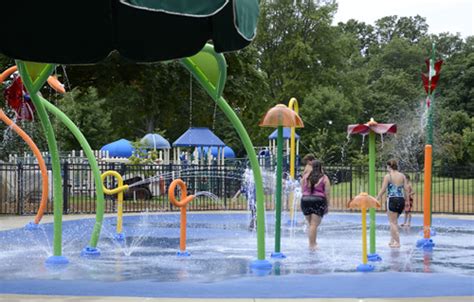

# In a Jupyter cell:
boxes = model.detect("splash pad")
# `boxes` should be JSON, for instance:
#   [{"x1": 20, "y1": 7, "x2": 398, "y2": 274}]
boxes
[{"x1": 0, "y1": 212, "x2": 472, "y2": 298}]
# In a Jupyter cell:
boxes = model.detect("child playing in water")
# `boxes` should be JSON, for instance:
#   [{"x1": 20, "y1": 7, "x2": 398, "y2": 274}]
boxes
[
  {"x1": 401, "y1": 175, "x2": 415, "y2": 227},
  {"x1": 302, "y1": 153, "x2": 316, "y2": 177},
  {"x1": 376, "y1": 159, "x2": 410, "y2": 248}
]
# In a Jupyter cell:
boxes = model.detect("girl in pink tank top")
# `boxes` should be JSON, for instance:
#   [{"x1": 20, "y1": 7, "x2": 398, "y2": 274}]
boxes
[{"x1": 300, "y1": 160, "x2": 331, "y2": 251}]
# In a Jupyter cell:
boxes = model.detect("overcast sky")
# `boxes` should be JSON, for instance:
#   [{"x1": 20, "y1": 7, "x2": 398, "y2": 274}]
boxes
[{"x1": 333, "y1": 0, "x2": 473, "y2": 38}]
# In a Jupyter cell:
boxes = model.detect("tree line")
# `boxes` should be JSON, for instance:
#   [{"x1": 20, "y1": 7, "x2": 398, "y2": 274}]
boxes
[{"x1": 0, "y1": 0, "x2": 472, "y2": 170}]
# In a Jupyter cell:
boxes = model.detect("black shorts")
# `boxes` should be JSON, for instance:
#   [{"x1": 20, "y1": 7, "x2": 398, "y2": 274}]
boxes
[
  {"x1": 388, "y1": 197, "x2": 405, "y2": 215},
  {"x1": 301, "y1": 196, "x2": 327, "y2": 217}
]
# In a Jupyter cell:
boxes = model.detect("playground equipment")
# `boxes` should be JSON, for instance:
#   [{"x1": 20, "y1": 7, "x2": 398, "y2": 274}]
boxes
[
  {"x1": 288, "y1": 97, "x2": 299, "y2": 225},
  {"x1": 1, "y1": 65, "x2": 65, "y2": 227},
  {"x1": 347, "y1": 118, "x2": 396, "y2": 262},
  {"x1": 1, "y1": 0, "x2": 266, "y2": 268},
  {"x1": 348, "y1": 192, "x2": 381, "y2": 272},
  {"x1": 260, "y1": 104, "x2": 304, "y2": 259},
  {"x1": 168, "y1": 179, "x2": 195, "y2": 256},
  {"x1": 140, "y1": 133, "x2": 171, "y2": 164},
  {"x1": 417, "y1": 43, "x2": 443, "y2": 251},
  {"x1": 100, "y1": 171, "x2": 129, "y2": 242},
  {"x1": 172, "y1": 127, "x2": 227, "y2": 165}
]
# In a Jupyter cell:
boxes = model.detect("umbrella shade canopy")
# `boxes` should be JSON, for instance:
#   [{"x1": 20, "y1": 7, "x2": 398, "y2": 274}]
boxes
[
  {"x1": 348, "y1": 192, "x2": 381, "y2": 209},
  {"x1": 140, "y1": 133, "x2": 171, "y2": 149},
  {"x1": 100, "y1": 139, "x2": 134, "y2": 157},
  {"x1": 173, "y1": 127, "x2": 226, "y2": 147},
  {"x1": 268, "y1": 128, "x2": 300, "y2": 140},
  {"x1": 347, "y1": 118, "x2": 397, "y2": 136},
  {"x1": 0, "y1": 0, "x2": 259, "y2": 64},
  {"x1": 260, "y1": 104, "x2": 304, "y2": 128},
  {"x1": 198, "y1": 146, "x2": 236, "y2": 158}
]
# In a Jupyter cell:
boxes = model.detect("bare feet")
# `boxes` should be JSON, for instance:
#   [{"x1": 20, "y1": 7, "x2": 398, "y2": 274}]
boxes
[
  {"x1": 389, "y1": 242, "x2": 401, "y2": 248},
  {"x1": 309, "y1": 245, "x2": 318, "y2": 252}
]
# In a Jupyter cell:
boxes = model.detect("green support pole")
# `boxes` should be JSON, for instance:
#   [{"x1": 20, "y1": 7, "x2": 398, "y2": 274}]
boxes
[
  {"x1": 180, "y1": 50, "x2": 266, "y2": 262},
  {"x1": 368, "y1": 131, "x2": 377, "y2": 256},
  {"x1": 39, "y1": 97, "x2": 105, "y2": 249},
  {"x1": 16, "y1": 61, "x2": 66, "y2": 261},
  {"x1": 274, "y1": 125, "x2": 283, "y2": 254}
]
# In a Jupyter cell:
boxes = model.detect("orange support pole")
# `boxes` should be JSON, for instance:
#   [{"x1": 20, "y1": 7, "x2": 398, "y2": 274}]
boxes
[
  {"x1": 0, "y1": 66, "x2": 18, "y2": 82},
  {"x1": 423, "y1": 145, "x2": 432, "y2": 239},
  {"x1": 0, "y1": 109, "x2": 48, "y2": 224},
  {"x1": 180, "y1": 207, "x2": 187, "y2": 252},
  {"x1": 168, "y1": 179, "x2": 195, "y2": 254}
]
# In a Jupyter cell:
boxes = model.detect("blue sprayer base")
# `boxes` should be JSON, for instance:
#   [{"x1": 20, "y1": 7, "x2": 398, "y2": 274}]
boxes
[
  {"x1": 114, "y1": 233, "x2": 126, "y2": 242},
  {"x1": 250, "y1": 259, "x2": 272, "y2": 276},
  {"x1": 45, "y1": 255, "x2": 69, "y2": 266},
  {"x1": 368, "y1": 253, "x2": 382, "y2": 262},
  {"x1": 177, "y1": 251, "x2": 191, "y2": 257},
  {"x1": 416, "y1": 238, "x2": 435, "y2": 251},
  {"x1": 356, "y1": 263, "x2": 375, "y2": 272},
  {"x1": 24, "y1": 222, "x2": 40, "y2": 230},
  {"x1": 271, "y1": 252, "x2": 287, "y2": 259},
  {"x1": 81, "y1": 246, "x2": 101, "y2": 258}
]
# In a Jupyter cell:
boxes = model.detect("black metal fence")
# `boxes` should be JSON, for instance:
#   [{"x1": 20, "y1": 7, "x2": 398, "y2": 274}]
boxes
[{"x1": 0, "y1": 161, "x2": 472, "y2": 215}]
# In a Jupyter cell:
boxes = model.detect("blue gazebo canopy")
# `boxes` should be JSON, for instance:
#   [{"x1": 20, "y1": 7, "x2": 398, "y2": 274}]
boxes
[
  {"x1": 100, "y1": 139, "x2": 134, "y2": 157},
  {"x1": 268, "y1": 128, "x2": 300, "y2": 140},
  {"x1": 140, "y1": 133, "x2": 171, "y2": 149},
  {"x1": 173, "y1": 127, "x2": 226, "y2": 147},
  {"x1": 198, "y1": 146, "x2": 236, "y2": 158}
]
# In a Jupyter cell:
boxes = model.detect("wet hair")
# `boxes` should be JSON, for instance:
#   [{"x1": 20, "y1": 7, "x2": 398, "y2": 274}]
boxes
[
  {"x1": 387, "y1": 159, "x2": 398, "y2": 170},
  {"x1": 303, "y1": 153, "x2": 316, "y2": 165},
  {"x1": 308, "y1": 159, "x2": 324, "y2": 190}
]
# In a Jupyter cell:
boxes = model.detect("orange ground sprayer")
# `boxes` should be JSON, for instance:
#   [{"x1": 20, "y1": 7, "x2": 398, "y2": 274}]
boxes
[
  {"x1": 416, "y1": 144, "x2": 435, "y2": 250},
  {"x1": 168, "y1": 179, "x2": 195, "y2": 256}
]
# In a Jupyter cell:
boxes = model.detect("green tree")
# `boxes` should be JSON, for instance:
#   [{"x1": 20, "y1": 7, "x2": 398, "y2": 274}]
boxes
[
  {"x1": 56, "y1": 87, "x2": 112, "y2": 150},
  {"x1": 255, "y1": 0, "x2": 340, "y2": 101},
  {"x1": 299, "y1": 86, "x2": 360, "y2": 163},
  {"x1": 437, "y1": 38, "x2": 474, "y2": 115},
  {"x1": 338, "y1": 19, "x2": 377, "y2": 56},
  {"x1": 375, "y1": 15, "x2": 428, "y2": 45}
]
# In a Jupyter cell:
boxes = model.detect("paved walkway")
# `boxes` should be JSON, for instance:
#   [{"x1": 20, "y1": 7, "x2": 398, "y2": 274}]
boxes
[{"x1": 0, "y1": 295, "x2": 471, "y2": 302}]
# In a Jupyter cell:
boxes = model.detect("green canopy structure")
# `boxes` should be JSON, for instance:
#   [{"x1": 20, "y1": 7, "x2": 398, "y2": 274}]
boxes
[
  {"x1": 0, "y1": 0, "x2": 258, "y2": 63},
  {"x1": 0, "y1": 0, "x2": 269, "y2": 271}
]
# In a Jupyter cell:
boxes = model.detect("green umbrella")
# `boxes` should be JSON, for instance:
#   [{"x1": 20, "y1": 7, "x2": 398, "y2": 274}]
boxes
[{"x1": 1, "y1": 0, "x2": 258, "y2": 63}]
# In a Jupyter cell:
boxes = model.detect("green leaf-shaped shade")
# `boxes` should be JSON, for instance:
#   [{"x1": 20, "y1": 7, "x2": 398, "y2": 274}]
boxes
[
  {"x1": 0, "y1": 0, "x2": 258, "y2": 64},
  {"x1": 187, "y1": 49, "x2": 225, "y2": 98},
  {"x1": 122, "y1": 0, "x2": 227, "y2": 16},
  {"x1": 235, "y1": 0, "x2": 259, "y2": 40},
  {"x1": 24, "y1": 62, "x2": 49, "y2": 82}
]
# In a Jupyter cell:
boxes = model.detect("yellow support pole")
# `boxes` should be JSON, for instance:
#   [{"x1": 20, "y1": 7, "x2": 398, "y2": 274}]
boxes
[
  {"x1": 101, "y1": 171, "x2": 129, "y2": 240},
  {"x1": 288, "y1": 98, "x2": 299, "y2": 224}
]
